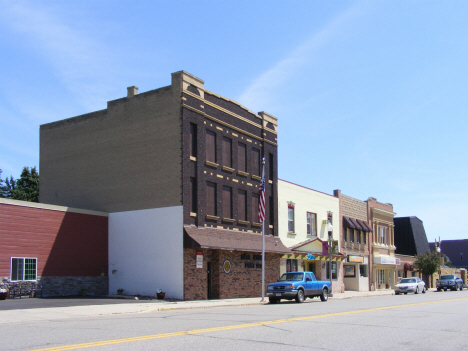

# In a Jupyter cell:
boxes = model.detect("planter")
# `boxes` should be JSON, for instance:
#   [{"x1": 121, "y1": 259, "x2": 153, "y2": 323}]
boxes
[
  {"x1": 117, "y1": 290, "x2": 124, "y2": 295},
  {"x1": 0, "y1": 289, "x2": 9, "y2": 300},
  {"x1": 157, "y1": 292, "x2": 165, "y2": 300}
]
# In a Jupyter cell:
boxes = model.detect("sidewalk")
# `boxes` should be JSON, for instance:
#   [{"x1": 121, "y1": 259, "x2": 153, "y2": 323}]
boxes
[{"x1": 0, "y1": 289, "x2": 398, "y2": 325}]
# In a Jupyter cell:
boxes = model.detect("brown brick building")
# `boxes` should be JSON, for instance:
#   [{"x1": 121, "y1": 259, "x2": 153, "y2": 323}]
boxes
[{"x1": 40, "y1": 71, "x2": 290, "y2": 300}]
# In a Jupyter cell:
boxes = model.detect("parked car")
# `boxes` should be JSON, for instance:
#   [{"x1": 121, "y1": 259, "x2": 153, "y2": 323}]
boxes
[
  {"x1": 394, "y1": 277, "x2": 426, "y2": 295},
  {"x1": 436, "y1": 275, "x2": 464, "y2": 291},
  {"x1": 266, "y1": 271, "x2": 331, "y2": 304}
]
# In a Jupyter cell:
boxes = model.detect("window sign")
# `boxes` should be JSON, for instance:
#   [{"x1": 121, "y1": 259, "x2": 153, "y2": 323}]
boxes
[{"x1": 344, "y1": 265, "x2": 356, "y2": 277}]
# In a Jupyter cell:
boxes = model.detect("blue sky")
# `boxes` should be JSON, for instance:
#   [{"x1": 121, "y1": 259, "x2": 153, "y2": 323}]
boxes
[{"x1": 1, "y1": 1, "x2": 467, "y2": 240}]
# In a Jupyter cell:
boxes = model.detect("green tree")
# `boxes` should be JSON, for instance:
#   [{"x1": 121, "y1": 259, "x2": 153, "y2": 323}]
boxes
[
  {"x1": 0, "y1": 169, "x2": 16, "y2": 198},
  {"x1": 10, "y1": 166, "x2": 39, "y2": 202},
  {"x1": 413, "y1": 251, "x2": 439, "y2": 283}
]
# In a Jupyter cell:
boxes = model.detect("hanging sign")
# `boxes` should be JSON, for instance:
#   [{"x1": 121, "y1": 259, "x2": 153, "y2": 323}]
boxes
[{"x1": 196, "y1": 250, "x2": 203, "y2": 269}]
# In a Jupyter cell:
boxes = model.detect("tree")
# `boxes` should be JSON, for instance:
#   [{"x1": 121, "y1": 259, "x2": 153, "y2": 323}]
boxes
[
  {"x1": 413, "y1": 251, "x2": 439, "y2": 283},
  {"x1": 0, "y1": 169, "x2": 16, "y2": 198},
  {"x1": 10, "y1": 166, "x2": 40, "y2": 202}
]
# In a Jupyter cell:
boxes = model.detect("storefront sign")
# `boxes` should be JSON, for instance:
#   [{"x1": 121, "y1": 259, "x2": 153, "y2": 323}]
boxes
[
  {"x1": 348, "y1": 255, "x2": 364, "y2": 263},
  {"x1": 374, "y1": 256, "x2": 400, "y2": 265},
  {"x1": 196, "y1": 250, "x2": 203, "y2": 269}
]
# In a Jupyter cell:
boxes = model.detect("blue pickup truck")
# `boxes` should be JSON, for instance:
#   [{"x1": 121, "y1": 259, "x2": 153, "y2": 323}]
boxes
[{"x1": 266, "y1": 271, "x2": 331, "y2": 304}]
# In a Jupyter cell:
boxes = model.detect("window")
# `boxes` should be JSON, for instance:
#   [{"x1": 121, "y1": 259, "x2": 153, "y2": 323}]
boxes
[
  {"x1": 286, "y1": 259, "x2": 298, "y2": 272},
  {"x1": 206, "y1": 130, "x2": 216, "y2": 163},
  {"x1": 307, "y1": 212, "x2": 317, "y2": 236},
  {"x1": 356, "y1": 231, "x2": 360, "y2": 244},
  {"x1": 363, "y1": 231, "x2": 367, "y2": 244},
  {"x1": 238, "y1": 142, "x2": 247, "y2": 172},
  {"x1": 378, "y1": 269, "x2": 385, "y2": 284},
  {"x1": 252, "y1": 193, "x2": 260, "y2": 223},
  {"x1": 350, "y1": 229, "x2": 354, "y2": 243},
  {"x1": 190, "y1": 177, "x2": 197, "y2": 213},
  {"x1": 252, "y1": 148, "x2": 260, "y2": 176},
  {"x1": 238, "y1": 189, "x2": 247, "y2": 221},
  {"x1": 288, "y1": 205, "x2": 294, "y2": 233},
  {"x1": 222, "y1": 137, "x2": 232, "y2": 167},
  {"x1": 223, "y1": 186, "x2": 232, "y2": 219},
  {"x1": 190, "y1": 123, "x2": 197, "y2": 157},
  {"x1": 379, "y1": 227, "x2": 387, "y2": 244},
  {"x1": 360, "y1": 265, "x2": 368, "y2": 278},
  {"x1": 269, "y1": 153, "x2": 274, "y2": 180},
  {"x1": 11, "y1": 258, "x2": 37, "y2": 281},
  {"x1": 206, "y1": 181, "x2": 217, "y2": 216},
  {"x1": 269, "y1": 196, "x2": 274, "y2": 226},
  {"x1": 397, "y1": 270, "x2": 402, "y2": 278},
  {"x1": 326, "y1": 261, "x2": 337, "y2": 280},
  {"x1": 343, "y1": 228, "x2": 347, "y2": 242}
]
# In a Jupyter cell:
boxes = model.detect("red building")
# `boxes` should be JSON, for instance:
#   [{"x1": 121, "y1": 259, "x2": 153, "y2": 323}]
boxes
[{"x1": 0, "y1": 198, "x2": 108, "y2": 296}]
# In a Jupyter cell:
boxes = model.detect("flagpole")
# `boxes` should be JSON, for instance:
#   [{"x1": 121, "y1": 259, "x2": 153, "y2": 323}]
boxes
[{"x1": 261, "y1": 157, "x2": 266, "y2": 302}]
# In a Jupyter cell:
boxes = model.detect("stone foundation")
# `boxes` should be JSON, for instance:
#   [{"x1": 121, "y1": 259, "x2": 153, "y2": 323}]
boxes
[{"x1": 39, "y1": 276, "x2": 108, "y2": 297}]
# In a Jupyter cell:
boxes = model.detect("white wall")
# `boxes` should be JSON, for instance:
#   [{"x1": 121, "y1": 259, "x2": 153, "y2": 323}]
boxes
[{"x1": 109, "y1": 206, "x2": 184, "y2": 299}]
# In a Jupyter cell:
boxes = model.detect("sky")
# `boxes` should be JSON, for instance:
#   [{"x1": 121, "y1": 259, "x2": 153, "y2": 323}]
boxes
[{"x1": 1, "y1": 1, "x2": 467, "y2": 241}]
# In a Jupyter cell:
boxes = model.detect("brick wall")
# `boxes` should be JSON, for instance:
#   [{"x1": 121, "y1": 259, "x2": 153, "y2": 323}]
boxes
[
  {"x1": 40, "y1": 77, "x2": 183, "y2": 213},
  {"x1": 184, "y1": 248, "x2": 280, "y2": 300}
]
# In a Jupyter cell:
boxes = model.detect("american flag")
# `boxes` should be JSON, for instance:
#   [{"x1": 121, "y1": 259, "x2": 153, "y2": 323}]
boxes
[{"x1": 258, "y1": 173, "x2": 266, "y2": 223}]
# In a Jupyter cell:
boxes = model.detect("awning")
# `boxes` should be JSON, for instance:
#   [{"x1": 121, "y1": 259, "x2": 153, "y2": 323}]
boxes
[
  {"x1": 184, "y1": 225, "x2": 292, "y2": 254},
  {"x1": 357, "y1": 219, "x2": 373, "y2": 232},
  {"x1": 342, "y1": 216, "x2": 356, "y2": 229},
  {"x1": 349, "y1": 217, "x2": 363, "y2": 231}
]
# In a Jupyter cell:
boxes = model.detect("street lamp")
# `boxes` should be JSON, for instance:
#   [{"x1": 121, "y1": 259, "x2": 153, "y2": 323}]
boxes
[{"x1": 327, "y1": 220, "x2": 334, "y2": 297}]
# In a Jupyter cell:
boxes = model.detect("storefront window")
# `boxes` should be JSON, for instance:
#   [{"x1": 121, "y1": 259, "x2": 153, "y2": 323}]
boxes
[{"x1": 326, "y1": 261, "x2": 337, "y2": 280}]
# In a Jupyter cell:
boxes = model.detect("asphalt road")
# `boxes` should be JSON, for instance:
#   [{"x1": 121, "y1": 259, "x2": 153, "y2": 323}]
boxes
[{"x1": 2, "y1": 290, "x2": 468, "y2": 351}]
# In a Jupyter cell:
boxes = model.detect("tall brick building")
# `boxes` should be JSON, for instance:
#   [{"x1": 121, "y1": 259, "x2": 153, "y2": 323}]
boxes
[{"x1": 40, "y1": 71, "x2": 290, "y2": 300}]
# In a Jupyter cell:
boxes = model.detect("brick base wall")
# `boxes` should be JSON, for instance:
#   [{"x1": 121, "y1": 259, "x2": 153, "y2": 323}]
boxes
[{"x1": 184, "y1": 248, "x2": 280, "y2": 300}]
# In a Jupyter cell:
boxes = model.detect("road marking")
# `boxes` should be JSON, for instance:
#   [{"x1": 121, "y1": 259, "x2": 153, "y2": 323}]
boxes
[{"x1": 31, "y1": 296, "x2": 468, "y2": 351}]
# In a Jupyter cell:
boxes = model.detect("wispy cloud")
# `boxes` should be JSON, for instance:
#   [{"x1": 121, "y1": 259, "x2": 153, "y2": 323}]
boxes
[
  {"x1": 0, "y1": 2, "x2": 121, "y2": 113},
  {"x1": 237, "y1": 3, "x2": 365, "y2": 111}
]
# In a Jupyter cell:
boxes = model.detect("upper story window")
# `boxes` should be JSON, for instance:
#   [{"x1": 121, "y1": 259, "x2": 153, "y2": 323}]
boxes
[
  {"x1": 379, "y1": 226, "x2": 387, "y2": 244},
  {"x1": 190, "y1": 177, "x2": 197, "y2": 213},
  {"x1": 206, "y1": 130, "x2": 216, "y2": 163},
  {"x1": 252, "y1": 193, "x2": 260, "y2": 224},
  {"x1": 356, "y1": 231, "x2": 361, "y2": 244},
  {"x1": 11, "y1": 258, "x2": 37, "y2": 281},
  {"x1": 206, "y1": 181, "x2": 217, "y2": 216},
  {"x1": 269, "y1": 153, "x2": 274, "y2": 180},
  {"x1": 222, "y1": 137, "x2": 232, "y2": 168},
  {"x1": 252, "y1": 148, "x2": 260, "y2": 176},
  {"x1": 238, "y1": 189, "x2": 247, "y2": 221},
  {"x1": 223, "y1": 186, "x2": 232, "y2": 219},
  {"x1": 190, "y1": 123, "x2": 197, "y2": 158},
  {"x1": 238, "y1": 142, "x2": 247, "y2": 172},
  {"x1": 350, "y1": 229, "x2": 354, "y2": 243},
  {"x1": 307, "y1": 212, "x2": 317, "y2": 236},
  {"x1": 288, "y1": 204, "x2": 295, "y2": 233}
]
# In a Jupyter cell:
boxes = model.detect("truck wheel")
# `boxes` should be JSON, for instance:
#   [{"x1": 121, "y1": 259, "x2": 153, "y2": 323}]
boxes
[
  {"x1": 269, "y1": 297, "x2": 279, "y2": 304},
  {"x1": 320, "y1": 288, "x2": 328, "y2": 302},
  {"x1": 295, "y1": 289, "x2": 305, "y2": 303}
]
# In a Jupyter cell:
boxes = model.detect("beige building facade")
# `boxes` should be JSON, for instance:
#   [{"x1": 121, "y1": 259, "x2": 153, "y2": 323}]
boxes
[
  {"x1": 367, "y1": 198, "x2": 398, "y2": 291},
  {"x1": 278, "y1": 180, "x2": 345, "y2": 294}
]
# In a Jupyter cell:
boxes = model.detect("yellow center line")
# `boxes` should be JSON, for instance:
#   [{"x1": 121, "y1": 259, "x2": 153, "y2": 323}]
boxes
[{"x1": 31, "y1": 297, "x2": 468, "y2": 351}]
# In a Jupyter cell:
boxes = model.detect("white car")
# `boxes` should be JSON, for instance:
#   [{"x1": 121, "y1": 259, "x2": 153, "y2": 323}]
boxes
[{"x1": 395, "y1": 277, "x2": 426, "y2": 295}]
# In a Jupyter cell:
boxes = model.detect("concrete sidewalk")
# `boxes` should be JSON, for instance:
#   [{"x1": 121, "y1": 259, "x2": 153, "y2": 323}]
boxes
[{"x1": 0, "y1": 289, "x2": 399, "y2": 324}]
